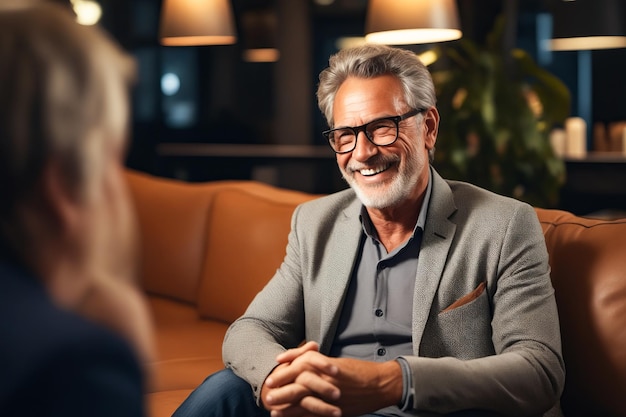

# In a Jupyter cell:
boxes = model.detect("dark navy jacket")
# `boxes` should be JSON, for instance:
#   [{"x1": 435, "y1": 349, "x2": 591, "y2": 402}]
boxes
[{"x1": 0, "y1": 261, "x2": 145, "y2": 417}]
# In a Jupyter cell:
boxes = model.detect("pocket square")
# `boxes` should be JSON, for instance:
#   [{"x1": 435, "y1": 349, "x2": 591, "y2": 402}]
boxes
[{"x1": 441, "y1": 281, "x2": 487, "y2": 313}]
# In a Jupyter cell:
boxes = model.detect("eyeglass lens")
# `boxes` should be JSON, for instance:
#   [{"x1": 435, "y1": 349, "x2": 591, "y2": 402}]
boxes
[{"x1": 328, "y1": 118, "x2": 398, "y2": 153}]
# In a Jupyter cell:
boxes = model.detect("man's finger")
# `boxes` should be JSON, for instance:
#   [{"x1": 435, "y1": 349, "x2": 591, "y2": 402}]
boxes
[
  {"x1": 295, "y1": 371, "x2": 341, "y2": 402},
  {"x1": 267, "y1": 352, "x2": 338, "y2": 388},
  {"x1": 276, "y1": 341, "x2": 320, "y2": 363},
  {"x1": 300, "y1": 395, "x2": 342, "y2": 417}
]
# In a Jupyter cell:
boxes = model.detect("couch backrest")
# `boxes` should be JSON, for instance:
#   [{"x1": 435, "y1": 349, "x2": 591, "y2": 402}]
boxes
[
  {"x1": 535, "y1": 208, "x2": 626, "y2": 417},
  {"x1": 125, "y1": 170, "x2": 316, "y2": 312},
  {"x1": 125, "y1": 170, "x2": 255, "y2": 303},
  {"x1": 196, "y1": 186, "x2": 317, "y2": 323}
]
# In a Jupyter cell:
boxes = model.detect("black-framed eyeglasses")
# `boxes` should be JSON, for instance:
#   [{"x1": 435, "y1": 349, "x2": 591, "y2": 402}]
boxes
[{"x1": 323, "y1": 108, "x2": 425, "y2": 154}]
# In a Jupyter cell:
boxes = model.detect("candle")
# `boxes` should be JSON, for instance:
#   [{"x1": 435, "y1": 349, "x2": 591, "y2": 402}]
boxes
[{"x1": 565, "y1": 117, "x2": 587, "y2": 158}]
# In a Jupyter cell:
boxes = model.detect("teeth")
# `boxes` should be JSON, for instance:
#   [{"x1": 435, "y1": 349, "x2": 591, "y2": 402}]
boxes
[{"x1": 359, "y1": 164, "x2": 389, "y2": 176}]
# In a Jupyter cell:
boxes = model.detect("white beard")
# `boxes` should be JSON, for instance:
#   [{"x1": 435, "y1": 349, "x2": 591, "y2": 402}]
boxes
[{"x1": 341, "y1": 153, "x2": 422, "y2": 209}]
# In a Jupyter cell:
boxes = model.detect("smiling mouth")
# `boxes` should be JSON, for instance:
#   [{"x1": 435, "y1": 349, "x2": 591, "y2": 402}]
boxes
[{"x1": 358, "y1": 163, "x2": 391, "y2": 177}]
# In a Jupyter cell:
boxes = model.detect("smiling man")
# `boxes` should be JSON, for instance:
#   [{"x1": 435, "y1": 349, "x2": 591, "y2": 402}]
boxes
[{"x1": 174, "y1": 44, "x2": 565, "y2": 417}]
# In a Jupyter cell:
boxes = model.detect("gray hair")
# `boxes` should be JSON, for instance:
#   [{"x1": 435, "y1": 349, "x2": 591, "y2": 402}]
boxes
[
  {"x1": 316, "y1": 44, "x2": 437, "y2": 128},
  {"x1": 0, "y1": 1, "x2": 135, "y2": 249}
]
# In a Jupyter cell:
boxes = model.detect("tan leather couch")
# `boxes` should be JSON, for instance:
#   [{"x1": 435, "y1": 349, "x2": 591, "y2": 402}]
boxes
[{"x1": 125, "y1": 170, "x2": 626, "y2": 417}]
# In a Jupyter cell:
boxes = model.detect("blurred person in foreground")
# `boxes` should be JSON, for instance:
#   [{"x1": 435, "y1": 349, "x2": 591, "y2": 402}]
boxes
[
  {"x1": 0, "y1": 1, "x2": 153, "y2": 416},
  {"x1": 173, "y1": 44, "x2": 564, "y2": 417}
]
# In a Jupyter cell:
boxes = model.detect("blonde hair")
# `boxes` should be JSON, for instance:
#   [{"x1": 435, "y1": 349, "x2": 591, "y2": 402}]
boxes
[
  {"x1": 0, "y1": 0, "x2": 135, "y2": 257},
  {"x1": 0, "y1": 1, "x2": 136, "y2": 248}
]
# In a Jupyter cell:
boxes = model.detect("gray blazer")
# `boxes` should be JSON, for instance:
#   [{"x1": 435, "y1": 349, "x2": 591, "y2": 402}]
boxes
[{"x1": 223, "y1": 169, "x2": 565, "y2": 416}]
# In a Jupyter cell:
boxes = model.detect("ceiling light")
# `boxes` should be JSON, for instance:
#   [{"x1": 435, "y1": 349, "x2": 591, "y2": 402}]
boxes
[
  {"x1": 548, "y1": 0, "x2": 626, "y2": 51},
  {"x1": 71, "y1": 0, "x2": 102, "y2": 26},
  {"x1": 159, "y1": 0, "x2": 237, "y2": 46},
  {"x1": 365, "y1": 0, "x2": 462, "y2": 45}
]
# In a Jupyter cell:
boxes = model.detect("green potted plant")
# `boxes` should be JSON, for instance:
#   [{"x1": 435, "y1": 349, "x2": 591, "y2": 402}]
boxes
[{"x1": 431, "y1": 16, "x2": 570, "y2": 208}]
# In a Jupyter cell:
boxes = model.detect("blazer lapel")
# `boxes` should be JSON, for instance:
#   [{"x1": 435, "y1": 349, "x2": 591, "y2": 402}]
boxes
[
  {"x1": 318, "y1": 197, "x2": 363, "y2": 353},
  {"x1": 412, "y1": 170, "x2": 457, "y2": 352}
]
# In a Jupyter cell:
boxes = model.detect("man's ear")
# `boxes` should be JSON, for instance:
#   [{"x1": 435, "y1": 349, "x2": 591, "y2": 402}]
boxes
[
  {"x1": 423, "y1": 106, "x2": 440, "y2": 151},
  {"x1": 39, "y1": 159, "x2": 82, "y2": 235}
]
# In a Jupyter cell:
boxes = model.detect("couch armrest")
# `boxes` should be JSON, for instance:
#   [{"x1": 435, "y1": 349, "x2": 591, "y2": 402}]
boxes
[{"x1": 535, "y1": 208, "x2": 626, "y2": 416}]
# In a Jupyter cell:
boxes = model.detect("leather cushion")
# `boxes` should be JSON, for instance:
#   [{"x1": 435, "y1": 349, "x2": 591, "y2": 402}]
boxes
[
  {"x1": 536, "y1": 208, "x2": 626, "y2": 416},
  {"x1": 146, "y1": 296, "x2": 227, "y2": 393},
  {"x1": 197, "y1": 186, "x2": 315, "y2": 324},
  {"x1": 126, "y1": 171, "x2": 221, "y2": 304}
]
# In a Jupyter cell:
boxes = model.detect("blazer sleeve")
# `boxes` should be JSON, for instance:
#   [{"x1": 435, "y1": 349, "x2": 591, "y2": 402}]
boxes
[
  {"x1": 403, "y1": 203, "x2": 565, "y2": 416},
  {"x1": 222, "y1": 204, "x2": 309, "y2": 402}
]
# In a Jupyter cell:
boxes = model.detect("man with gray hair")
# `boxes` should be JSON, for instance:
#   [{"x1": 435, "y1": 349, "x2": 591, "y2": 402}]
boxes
[
  {"x1": 175, "y1": 44, "x2": 564, "y2": 417},
  {"x1": 0, "y1": 2, "x2": 152, "y2": 416}
]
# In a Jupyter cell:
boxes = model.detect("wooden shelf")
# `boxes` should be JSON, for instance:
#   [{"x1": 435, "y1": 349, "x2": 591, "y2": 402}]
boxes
[
  {"x1": 157, "y1": 143, "x2": 334, "y2": 159},
  {"x1": 564, "y1": 152, "x2": 626, "y2": 163},
  {"x1": 560, "y1": 153, "x2": 626, "y2": 215}
]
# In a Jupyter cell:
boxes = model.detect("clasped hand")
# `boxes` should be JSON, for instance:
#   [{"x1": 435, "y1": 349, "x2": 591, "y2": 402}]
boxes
[{"x1": 261, "y1": 341, "x2": 403, "y2": 417}]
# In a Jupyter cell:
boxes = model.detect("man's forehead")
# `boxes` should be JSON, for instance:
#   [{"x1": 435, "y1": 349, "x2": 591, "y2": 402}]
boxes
[{"x1": 333, "y1": 77, "x2": 405, "y2": 121}]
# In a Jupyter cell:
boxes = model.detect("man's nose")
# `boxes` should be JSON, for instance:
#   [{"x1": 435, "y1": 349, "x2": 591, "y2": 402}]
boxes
[{"x1": 351, "y1": 131, "x2": 379, "y2": 161}]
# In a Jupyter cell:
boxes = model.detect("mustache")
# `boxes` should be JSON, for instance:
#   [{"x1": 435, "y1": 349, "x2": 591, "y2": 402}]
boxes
[{"x1": 345, "y1": 154, "x2": 400, "y2": 173}]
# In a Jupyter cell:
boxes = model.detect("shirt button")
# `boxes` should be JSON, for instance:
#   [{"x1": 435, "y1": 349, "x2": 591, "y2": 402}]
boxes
[
  {"x1": 377, "y1": 348, "x2": 386, "y2": 356},
  {"x1": 375, "y1": 309, "x2": 384, "y2": 317}
]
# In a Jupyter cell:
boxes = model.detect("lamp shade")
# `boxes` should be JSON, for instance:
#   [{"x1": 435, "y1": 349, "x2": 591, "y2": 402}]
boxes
[
  {"x1": 159, "y1": 0, "x2": 237, "y2": 46},
  {"x1": 549, "y1": 0, "x2": 626, "y2": 51},
  {"x1": 365, "y1": 0, "x2": 462, "y2": 45},
  {"x1": 241, "y1": 9, "x2": 280, "y2": 62}
]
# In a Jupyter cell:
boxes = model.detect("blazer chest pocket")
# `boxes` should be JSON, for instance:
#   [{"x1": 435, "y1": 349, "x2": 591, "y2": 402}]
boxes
[
  {"x1": 441, "y1": 281, "x2": 486, "y2": 313},
  {"x1": 421, "y1": 282, "x2": 495, "y2": 359}
]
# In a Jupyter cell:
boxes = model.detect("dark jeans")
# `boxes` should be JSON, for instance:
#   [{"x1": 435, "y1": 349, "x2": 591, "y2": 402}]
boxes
[
  {"x1": 171, "y1": 368, "x2": 500, "y2": 417},
  {"x1": 172, "y1": 368, "x2": 269, "y2": 417}
]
